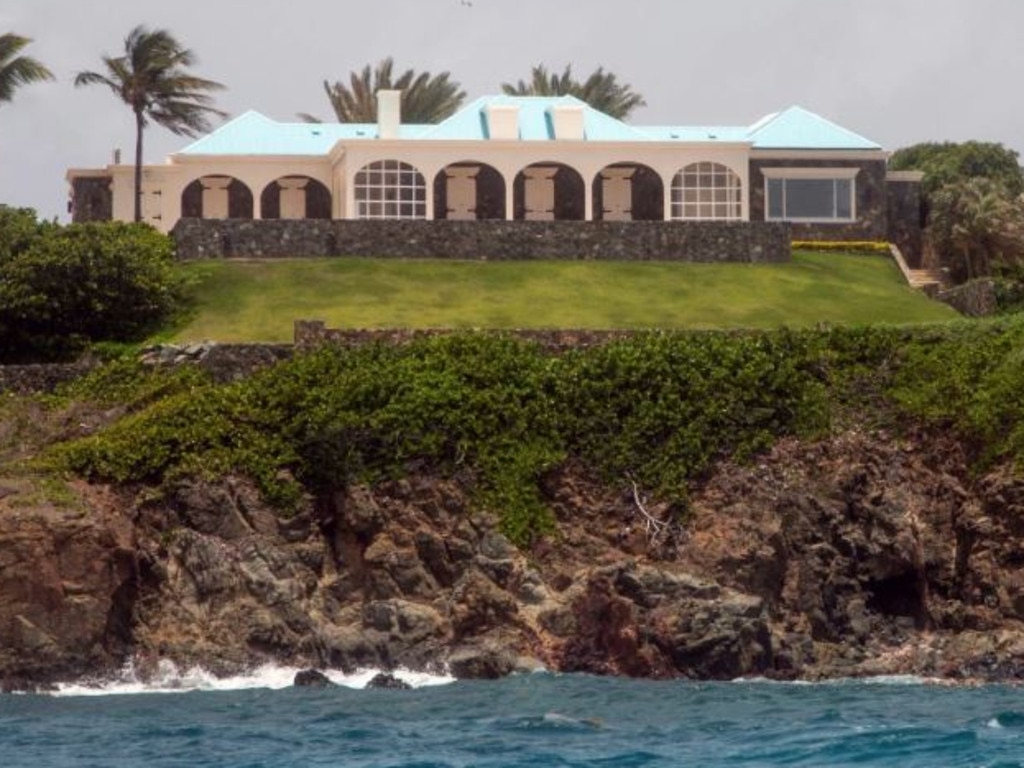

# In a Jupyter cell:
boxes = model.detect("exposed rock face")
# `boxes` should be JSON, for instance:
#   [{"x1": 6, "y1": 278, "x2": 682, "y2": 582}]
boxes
[
  {"x1": 0, "y1": 486, "x2": 137, "y2": 689},
  {"x1": 4, "y1": 429, "x2": 1024, "y2": 687},
  {"x1": 294, "y1": 668, "x2": 334, "y2": 687},
  {"x1": 366, "y1": 672, "x2": 412, "y2": 690}
]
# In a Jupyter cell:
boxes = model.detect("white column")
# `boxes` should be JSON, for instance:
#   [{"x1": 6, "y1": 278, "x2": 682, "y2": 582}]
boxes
[{"x1": 504, "y1": 172, "x2": 515, "y2": 220}]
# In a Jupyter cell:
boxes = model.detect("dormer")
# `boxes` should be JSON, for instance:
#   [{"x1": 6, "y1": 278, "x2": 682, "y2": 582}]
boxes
[
  {"x1": 486, "y1": 104, "x2": 519, "y2": 140},
  {"x1": 550, "y1": 104, "x2": 585, "y2": 140}
]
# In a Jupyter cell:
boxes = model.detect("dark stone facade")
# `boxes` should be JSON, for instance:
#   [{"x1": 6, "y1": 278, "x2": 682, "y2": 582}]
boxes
[
  {"x1": 171, "y1": 219, "x2": 791, "y2": 263},
  {"x1": 749, "y1": 157, "x2": 889, "y2": 241},
  {"x1": 70, "y1": 176, "x2": 113, "y2": 223},
  {"x1": 886, "y1": 178, "x2": 925, "y2": 268}
]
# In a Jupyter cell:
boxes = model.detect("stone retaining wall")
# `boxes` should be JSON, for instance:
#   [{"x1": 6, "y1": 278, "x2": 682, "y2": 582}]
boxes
[
  {"x1": 295, "y1": 321, "x2": 720, "y2": 352},
  {"x1": 0, "y1": 362, "x2": 97, "y2": 394},
  {"x1": 171, "y1": 219, "x2": 791, "y2": 263},
  {"x1": 936, "y1": 279, "x2": 998, "y2": 318}
]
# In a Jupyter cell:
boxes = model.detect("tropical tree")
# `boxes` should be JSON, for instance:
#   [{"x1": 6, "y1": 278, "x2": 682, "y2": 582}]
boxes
[
  {"x1": 929, "y1": 177, "x2": 1024, "y2": 282},
  {"x1": 75, "y1": 25, "x2": 226, "y2": 222},
  {"x1": 301, "y1": 57, "x2": 465, "y2": 123},
  {"x1": 0, "y1": 33, "x2": 54, "y2": 106},
  {"x1": 890, "y1": 141, "x2": 1024, "y2": 201},
  {"x1": 500, "y1": 64, "x2": 646, "y2": 120}
]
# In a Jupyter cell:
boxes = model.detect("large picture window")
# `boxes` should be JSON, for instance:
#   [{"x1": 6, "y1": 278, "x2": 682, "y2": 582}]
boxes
[
  {"x1": 763, "y1": 168, "x2": 858, "y2": 222},
  {"x1": 354, "y1": 160, "x2": 426, "y2": 219}
]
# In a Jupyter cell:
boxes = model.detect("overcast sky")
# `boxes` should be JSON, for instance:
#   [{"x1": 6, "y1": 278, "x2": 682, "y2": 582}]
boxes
[{"x1": 2, "y1": 0, "x2": 1022, "y2": 221}]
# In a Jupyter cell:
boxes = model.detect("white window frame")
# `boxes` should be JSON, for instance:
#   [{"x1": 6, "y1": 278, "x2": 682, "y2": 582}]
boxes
[
  {"x1": 670, "y1": 162, "x2": 743, "y2": 221},
  {"x1": 762, "y1": 167, "x2": 859, "y2": 223},
  {"x1": 354, "y1": 160, "x2": 427, "y2": 220}
]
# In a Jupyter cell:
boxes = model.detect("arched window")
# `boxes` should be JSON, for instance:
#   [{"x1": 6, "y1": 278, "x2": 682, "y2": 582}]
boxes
[
  {"x1": 671, "y1": 162, "x2": 742, "y2": 220},
  {"x1": 354, "y1": 160, "x2": 426, "y2": 219}
]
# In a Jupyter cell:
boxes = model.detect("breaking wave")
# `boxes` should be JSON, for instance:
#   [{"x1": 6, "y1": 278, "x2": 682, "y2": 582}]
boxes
[{"x1": 53, "y1": 658, "x2": 454, "y2": 697}]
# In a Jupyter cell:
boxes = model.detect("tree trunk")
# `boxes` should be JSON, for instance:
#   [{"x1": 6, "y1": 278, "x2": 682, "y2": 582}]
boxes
[{"x1": 133, "y1": 110, "x2": 144, "y2": 223}]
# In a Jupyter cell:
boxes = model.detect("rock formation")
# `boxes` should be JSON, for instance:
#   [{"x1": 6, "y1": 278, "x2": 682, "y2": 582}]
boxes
[{"x1": 4, "y1": 428, "x2": 1024, "y2": 688}]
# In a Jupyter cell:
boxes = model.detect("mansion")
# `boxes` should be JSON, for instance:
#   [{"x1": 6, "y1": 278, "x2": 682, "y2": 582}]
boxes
[{"x1": 67, "y1": 92, "x2": 924, "y2": 260}]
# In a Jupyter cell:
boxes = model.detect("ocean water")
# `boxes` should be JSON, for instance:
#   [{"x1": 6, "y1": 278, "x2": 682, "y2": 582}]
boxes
[{"x1": 2, "y1": 665, "x2": 1024, "y2": 767}]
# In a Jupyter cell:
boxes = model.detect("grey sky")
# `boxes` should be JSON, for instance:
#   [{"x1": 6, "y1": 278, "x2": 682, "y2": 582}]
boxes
[{"x1": 2, "y1": 0, "x2": 1021, "y2": 221}]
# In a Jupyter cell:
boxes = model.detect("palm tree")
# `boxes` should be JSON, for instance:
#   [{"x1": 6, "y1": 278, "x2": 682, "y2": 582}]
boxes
[
  {"x1": 75, "y1": 25, "x2": 226, "y2": 222},
  {"x1": 931, "y1": 177, "x2": 1015, "y2": 281},
  {"x1": 0, "y1": 33, "x2": 54, "y2": 106},
  {"x1": 501, "y1": 64, "x2": 646, "y2": 120},
  {"x1": 300, "y1": 57, "x2": 465, "y2": 123}
]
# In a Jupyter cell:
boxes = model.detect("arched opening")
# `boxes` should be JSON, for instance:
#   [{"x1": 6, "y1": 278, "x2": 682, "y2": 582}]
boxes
[
  {"x1": 353, "y1": 160, "x2": 427, "y2": 219},
  {"x1": 432, "y1": 162, "x2": 506, "y2": 220},
  {"x1": 592, "y1": 163, "x2": 664, "y2": 221},
  {"x1": 260, "y1": 176, "x2": 332, "y2": 220},
  {"x1": 513, "y1": 163, "x2": 585, "y2": 221},
  {"x1": 670, "y1": 162, "x2": 743, "y2": 220},
  {"x1": 181, "y1": 176, "x2": 253, "y2": 219}
]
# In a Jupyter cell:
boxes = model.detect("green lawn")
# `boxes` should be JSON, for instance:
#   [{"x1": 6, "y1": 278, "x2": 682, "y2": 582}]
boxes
[{"x1": 170, "y1": 252, "x2": 959, "y2": 343}]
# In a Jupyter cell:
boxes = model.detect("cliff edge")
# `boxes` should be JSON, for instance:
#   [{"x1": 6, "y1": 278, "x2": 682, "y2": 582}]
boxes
[{"x1": 4, "y1": 427, "x2": 1024, "y2": 689}]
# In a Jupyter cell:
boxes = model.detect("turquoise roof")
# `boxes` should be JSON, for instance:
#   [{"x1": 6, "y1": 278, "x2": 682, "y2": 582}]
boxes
[
  {"x1": 175, "y1": 101, "x2": 881, "y2": 156},
  {"x1": 178, "y1": 111, "x2": 429, "y2": 155},
  {"x1": 639, "y1": 126, "x2": 750, "y2": 143},
  {"x1": 745, "y1": 106, "x2": 881, "y2": 150}
]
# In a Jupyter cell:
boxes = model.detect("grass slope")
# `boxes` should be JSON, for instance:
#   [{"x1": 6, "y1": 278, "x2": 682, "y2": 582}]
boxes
[{"x1": 171, "y1": 252, "x2": 957, "y2": 342}]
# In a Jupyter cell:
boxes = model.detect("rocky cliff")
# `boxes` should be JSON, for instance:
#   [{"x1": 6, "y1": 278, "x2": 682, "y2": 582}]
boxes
[{"x1": 4, "y1": 426, "x2": 1024, "y2": 690}]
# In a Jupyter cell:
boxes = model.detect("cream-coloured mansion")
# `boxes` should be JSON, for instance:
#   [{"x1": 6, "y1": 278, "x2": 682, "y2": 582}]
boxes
[{"x1": 68, "y1": 91, "x2": 923, "y2": 256}]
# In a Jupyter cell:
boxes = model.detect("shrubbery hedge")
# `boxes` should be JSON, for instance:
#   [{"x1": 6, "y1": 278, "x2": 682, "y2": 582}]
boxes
[
  {"x1": 0, "y1": 207, "x2": 190, "y2": 363},
  {"x1": 50, "y1": 319, "x2": 1024, "y2": 544}
]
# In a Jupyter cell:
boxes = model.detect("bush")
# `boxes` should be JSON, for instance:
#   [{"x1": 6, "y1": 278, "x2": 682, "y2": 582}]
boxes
[
  {"x1": 0, "y1": 205, "x2": 51, "y2": 264},
  {"x1": 49, "y1": 332, "x2": 834, "y2": 544},
  {"x1": 791, "y1": 240, "x2": 891, "y2": 255},
  {"x1": 0, "y1": 220, "x2": 191, "y2": 362}
]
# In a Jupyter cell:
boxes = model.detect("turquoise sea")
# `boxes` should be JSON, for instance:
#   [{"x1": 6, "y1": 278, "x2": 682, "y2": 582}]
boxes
[{"x1": 3, "y1": 667, "x2": 1024, "y2": 767}]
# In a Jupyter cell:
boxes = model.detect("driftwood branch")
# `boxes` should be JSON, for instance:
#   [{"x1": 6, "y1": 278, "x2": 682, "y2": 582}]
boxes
[{"x1": 629, "y1": 478, "x2": 675, "y2": 548}]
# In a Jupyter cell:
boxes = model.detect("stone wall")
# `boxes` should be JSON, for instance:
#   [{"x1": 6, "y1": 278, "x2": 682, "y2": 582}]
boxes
[
  {"x1": 70, "y1": 176, "x2": 113, "y2": 223},
  {"x1": 295, "y1": 321, "x2": 716, "y2": 352},
  {"x1": 139, "y1": 343, "x2": 294, "y2": 382},
  {"x1": 0, "y1": 362, "x2": 97, "y2": 394},
  {"x1": 171, "y1": 219, "x2": 792, "y2": 263},
  {"x1": 936, "y1": 279, "x2": 998, "y2": 318},
  {"x1": 886, "y1": 178, "x2": 925, "y2": 268},
  {"x1": 748, "y1": 158, "x2": 889, "y2": 242}
]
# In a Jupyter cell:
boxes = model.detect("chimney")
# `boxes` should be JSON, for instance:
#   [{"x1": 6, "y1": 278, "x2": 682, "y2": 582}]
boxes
[
  {"x1": 550, "y1": 105, "x2": 585, "y2": 140},
  {"x1": 486, "y1": 104, "x2": 519, "y2": 140},
  {"x1": 377, "y1": 90, "x2": 401, "y2": 139},
  {"x1": 113, "y1": 148, "x2": 122, "y2": 164}
]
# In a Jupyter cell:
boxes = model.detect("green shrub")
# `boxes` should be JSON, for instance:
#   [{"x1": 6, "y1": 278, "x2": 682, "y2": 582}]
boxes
[
  {"x1": 555, "y1": 331, "x2": 829, "y2": 496},
  {"x1": 49, "y1": 332, "x2": 839, "y2": 545},
  {"x1": 0, "y1": 205, "x2": 52, "y2": 264},
  {"x1": 0, "y1": 220, "x2": 191, "y2": 362},
  {"x1": 791, "y1": 240, "x2": 891, "y2": 255}
]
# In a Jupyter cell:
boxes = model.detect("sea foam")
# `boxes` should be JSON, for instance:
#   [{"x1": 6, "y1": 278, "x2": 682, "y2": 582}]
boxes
[{"x1": 53, "y1": 658, "x2": 454, "y2": 697}]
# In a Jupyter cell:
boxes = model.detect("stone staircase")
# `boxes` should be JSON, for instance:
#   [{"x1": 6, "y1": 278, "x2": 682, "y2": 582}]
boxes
[
  {"x1": 887, "y1": 244, "x2": 950, "y2": 295},
  {"x1": 906, "y1": 268, "x2": 950, "y2": 294}
]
